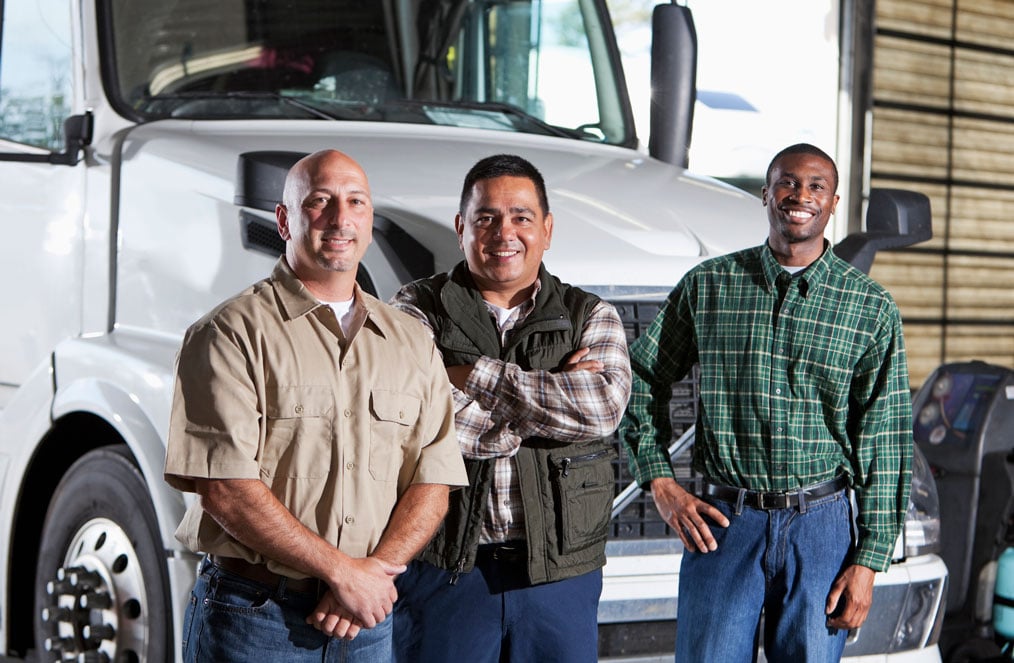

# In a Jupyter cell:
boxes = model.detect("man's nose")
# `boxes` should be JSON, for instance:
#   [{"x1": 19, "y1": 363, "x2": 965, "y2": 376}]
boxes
[
  {"x1": 325, "y1": 202, "x2": 350, "y2": 227},
  {"x1": 492, "y1": 220, "x2": 515, "y2": 239}
]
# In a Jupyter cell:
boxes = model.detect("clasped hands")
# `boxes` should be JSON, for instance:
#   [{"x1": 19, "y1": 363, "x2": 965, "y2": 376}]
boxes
[{"x1": 305, "y1": 555, "x2": 405, "y2": 640}]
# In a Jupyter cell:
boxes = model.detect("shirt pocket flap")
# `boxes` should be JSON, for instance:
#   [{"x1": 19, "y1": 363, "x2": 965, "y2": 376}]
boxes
[
  {"x1": 265, "y1": 385, "x2": 334, "y2": 418},
  {"x1": 370, "y1": 389, "x2": 421, "y2": 426}
]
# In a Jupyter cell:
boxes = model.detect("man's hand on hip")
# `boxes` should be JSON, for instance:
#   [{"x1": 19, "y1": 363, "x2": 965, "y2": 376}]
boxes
[{"x1": 650, "y1": 477, "x2": 729, "y2": 553}]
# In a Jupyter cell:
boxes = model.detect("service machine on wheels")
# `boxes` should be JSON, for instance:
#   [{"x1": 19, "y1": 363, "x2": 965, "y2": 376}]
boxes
[{"x1": 913, "y1": 361, "x2": 1014, "y2": 660}]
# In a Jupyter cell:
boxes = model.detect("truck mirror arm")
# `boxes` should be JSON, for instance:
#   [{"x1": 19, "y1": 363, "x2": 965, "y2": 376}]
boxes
[
  {"x1": 833, "y1": 188, "x2": 933, "y2": 274},
  {"x1": 0, "y1": 112, "x2": 93, "y2": 166}
]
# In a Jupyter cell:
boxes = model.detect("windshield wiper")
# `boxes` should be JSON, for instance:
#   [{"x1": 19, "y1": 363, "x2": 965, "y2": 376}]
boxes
[
  {"x1": 138, "y1": 90, "x2": 365, "y2": 120},
  {"x1": 390, "y1": 99, "x2": 589, "y2": 140}
]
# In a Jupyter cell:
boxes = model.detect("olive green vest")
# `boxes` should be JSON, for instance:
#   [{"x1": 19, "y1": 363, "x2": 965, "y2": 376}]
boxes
[{"x1": 411, "y1": 262, "x2": 615, "y2": 585}]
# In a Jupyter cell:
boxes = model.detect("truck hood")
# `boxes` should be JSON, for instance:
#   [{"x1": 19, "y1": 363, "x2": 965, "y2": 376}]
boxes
[{"x1": 117, "y1": 120, "x2": 766, "y2": 308}]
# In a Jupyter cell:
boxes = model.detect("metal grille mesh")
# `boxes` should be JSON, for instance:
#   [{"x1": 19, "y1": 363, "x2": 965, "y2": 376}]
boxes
[{"x1": 608, "y1": 300, "x2": 700, "y2": 540}]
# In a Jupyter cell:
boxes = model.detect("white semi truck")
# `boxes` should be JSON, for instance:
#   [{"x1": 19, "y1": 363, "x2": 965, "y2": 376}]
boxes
[{"x1": 0, "y1": 0, "x2": 945, "y2": 660}]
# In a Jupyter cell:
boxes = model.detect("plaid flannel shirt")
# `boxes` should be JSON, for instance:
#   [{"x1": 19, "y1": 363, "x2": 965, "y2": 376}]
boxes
[{"x1": 621, "y1": 243, "x2": 913, "y2": 572}]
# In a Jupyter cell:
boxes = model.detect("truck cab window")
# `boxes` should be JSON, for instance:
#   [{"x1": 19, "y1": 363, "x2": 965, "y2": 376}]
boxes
[{"x1": 0, "y1": 0, "x2": 73, "y2": 150}]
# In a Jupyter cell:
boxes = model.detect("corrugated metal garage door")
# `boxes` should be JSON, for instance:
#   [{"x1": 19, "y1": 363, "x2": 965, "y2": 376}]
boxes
[{"x1": 869, "y1": 0, "x2": 1014, "y2": 386}]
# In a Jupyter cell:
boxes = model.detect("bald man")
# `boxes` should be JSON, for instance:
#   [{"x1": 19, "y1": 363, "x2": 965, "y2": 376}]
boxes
[{"x1": 165, "y1": 150, "x2": 467, "y2": 662}]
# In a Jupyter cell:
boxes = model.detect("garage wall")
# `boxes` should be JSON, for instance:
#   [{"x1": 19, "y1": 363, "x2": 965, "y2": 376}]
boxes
[{"x1": 868, "y1": 0, "x2": 1014, "y2": 386}]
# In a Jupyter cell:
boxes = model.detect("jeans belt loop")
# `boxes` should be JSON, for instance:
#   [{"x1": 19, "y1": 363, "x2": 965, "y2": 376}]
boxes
[
  {"x1": 734, "y1": 487, "x2": 747, "y2": 516},
  {"x1": 798, "y1": 488, "x2": 808, "y2": 514}
]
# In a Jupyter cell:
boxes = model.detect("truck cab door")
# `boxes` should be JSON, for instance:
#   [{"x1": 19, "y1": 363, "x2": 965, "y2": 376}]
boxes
[{"x1": 0, "y1": 0, "x2": 86, "y2": 405}]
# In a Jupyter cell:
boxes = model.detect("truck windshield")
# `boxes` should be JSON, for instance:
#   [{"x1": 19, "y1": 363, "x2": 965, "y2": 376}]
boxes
[{"x1": 103, "y1": 0, "x2": 634, "y2": 145}]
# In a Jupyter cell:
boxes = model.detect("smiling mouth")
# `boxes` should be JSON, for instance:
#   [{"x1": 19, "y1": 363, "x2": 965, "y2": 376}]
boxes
[
  {"x1": 489, "y1": 250, "x2": 520, "y2": 258},
  {"x1": 785, "y1": 209, "x2": 815, "y2": 222}
]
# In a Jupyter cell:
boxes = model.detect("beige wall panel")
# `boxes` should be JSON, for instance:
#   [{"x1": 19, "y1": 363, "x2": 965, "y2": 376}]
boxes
[
  {"x1": 954, "y1": 51, "x2": 1014, "y2": 114},
  {"x1": 957, "y1": 3, "x2": 1014, "y2": 47},
  {"x1": 951, "y1": 120, "x2": 1014, "y2": 186},
  {"x1": 871, "y1": 109, "x2": 950, "y2": 178},
  {"x1": 901, "y1": 325, "x2": 944, "y2": 387},
  {"x1": 878, "y1": 0, "x2": 955, "y2": 38},
  {"x1": 945, "y1": 256, "x2": 1014, "y2": 318},
  {"x1": 943, "y1": 326, "x2": 1014, "y2": 368},
  {"x1": 870, "y1": 252, "x2": 944, "y2": 318},
  {"x1": 874, "y1": 36, "x2": 952, "y2": 105},
  {"x1": 949, "y1": 187, "x2": 1014, "y2": 252}
]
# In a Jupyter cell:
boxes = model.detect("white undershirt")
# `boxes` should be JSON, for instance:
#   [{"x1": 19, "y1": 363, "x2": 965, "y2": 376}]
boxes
[
  {"x1": 486, "y1": 302, "x2": 521, "y2": 333},
  {"x1": 321, "y1": 298, "x2": 355, "y2": 336}
]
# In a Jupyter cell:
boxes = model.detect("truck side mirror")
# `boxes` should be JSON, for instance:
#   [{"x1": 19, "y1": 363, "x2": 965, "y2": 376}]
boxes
[
  {"x1": 833, "y1": 188, "x2": 932, "y2": 274},
  {"x1": 0, "y1": 112, "x2": 93, "y2": 166},
  {"x1": 648, "y1": 4, "x2": 697, "y2": 169},
  {"x1": 49, "y1": 113, "x2": 94, "y2": 166}
]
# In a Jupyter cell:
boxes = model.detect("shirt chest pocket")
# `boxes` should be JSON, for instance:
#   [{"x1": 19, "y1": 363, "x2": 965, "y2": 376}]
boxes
[
  {"x1": 262, "y1": 386, "x2": 334, "y2": 479},
  {"x1": 369, "y1": 389, "x2": 422, "y2": 481}
]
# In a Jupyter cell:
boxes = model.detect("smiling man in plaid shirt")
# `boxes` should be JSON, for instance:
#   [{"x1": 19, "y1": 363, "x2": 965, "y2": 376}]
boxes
[
  {"x1": 389, "y1": 154, "x2": 631, "y2": 662},
  {"x1": 621, "y1": 143, "x2": 913, "y2": 662}
]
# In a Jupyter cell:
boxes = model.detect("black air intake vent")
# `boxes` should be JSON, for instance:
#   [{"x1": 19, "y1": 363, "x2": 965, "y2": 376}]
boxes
[{"x1": 241, "y1": 211, "x2": 285, "y2": 257}]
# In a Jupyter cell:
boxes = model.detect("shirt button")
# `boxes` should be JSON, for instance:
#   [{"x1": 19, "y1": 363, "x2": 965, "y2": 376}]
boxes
[
  {"x1": 344, "y1": 409, "x2": 352, "y2": 417},
  {"x1": 345, "y1": 515, "x2": 355, "y2": 525},
  {"x1": 776, "y1": 426, "x2": 783, "y2": 433},
  {"x1": 346, "y1": 462, "x2": 355, "y2": 471},
  {"x1": 775, "y1": 388, "x2": 782, "y2": 395},
  {"x1": 294, "y1": 404, "x2": 303, "y2": 414}
]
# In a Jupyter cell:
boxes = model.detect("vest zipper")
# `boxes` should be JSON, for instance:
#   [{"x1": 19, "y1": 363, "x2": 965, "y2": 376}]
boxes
[
  {"x1": 449, "y1": 556, "x2": 466, "y2": 585},
  {"x1": 559, "y1": 448, "x2": 612, "y2": 477}
]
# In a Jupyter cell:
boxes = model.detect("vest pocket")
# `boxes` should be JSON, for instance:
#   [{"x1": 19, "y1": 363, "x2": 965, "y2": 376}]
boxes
[{"x1": 549, "y1": 447, "x2": 616, "y2": 554}]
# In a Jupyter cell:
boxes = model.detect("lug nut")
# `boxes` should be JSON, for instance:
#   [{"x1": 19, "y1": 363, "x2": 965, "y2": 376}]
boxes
[
  {"x1": 69, "y1": 570, "x2": 103, "y2": 589},
  {"x1": 41, "y1": 605, "x2": 74, "y2": 622},
  {"x1": 46, "y1": 580, "x2": 76, "y2": 596},
  {"x1": 79, "y1": 592, "x2": 113, "y2": 610},
  {"x1": 82, "y1": 623, "x2": 115, "y2": 641},
  {"x1": 44, "y1": 636, "x2": 75, "y2": 652}
]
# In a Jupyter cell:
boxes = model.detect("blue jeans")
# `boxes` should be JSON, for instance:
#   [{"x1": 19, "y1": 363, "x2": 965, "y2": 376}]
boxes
[
  {"x1": 393, "y1": 553, "x2": 601, "y2": 663},
  {"x1": 675, "y1": 490, "x2": 852, "y2": 663},
  {"x1": 182, "y1": 557, "x2": 393, "y2": 663}
]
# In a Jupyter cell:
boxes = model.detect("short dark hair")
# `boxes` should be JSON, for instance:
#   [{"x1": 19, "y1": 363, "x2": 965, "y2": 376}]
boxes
[
  {"x1": 459, "y1": 154, "x2": 550, "y2": 215},
  {"x1": 765, "y1": 143, "x2": 839, "y2": 191}
]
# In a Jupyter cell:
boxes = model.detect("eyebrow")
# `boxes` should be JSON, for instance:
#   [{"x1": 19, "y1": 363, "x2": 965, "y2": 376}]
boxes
[
  {"x1": 473, "y1": 205, "x2": 536, "y2": 216},
  {"x1": 779, "y1": 172, "x2": 829, "y2": 183}
]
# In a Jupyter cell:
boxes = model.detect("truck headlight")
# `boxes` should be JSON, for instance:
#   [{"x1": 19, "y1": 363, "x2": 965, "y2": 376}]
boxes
[{"x1": 903, "y1": 445, "x2": 941, "y2": 557}]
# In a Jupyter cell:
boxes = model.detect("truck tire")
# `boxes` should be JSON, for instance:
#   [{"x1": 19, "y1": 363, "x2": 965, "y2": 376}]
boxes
[{"x1": 34, "y1": 445, "x2": 171, "y2": 663}]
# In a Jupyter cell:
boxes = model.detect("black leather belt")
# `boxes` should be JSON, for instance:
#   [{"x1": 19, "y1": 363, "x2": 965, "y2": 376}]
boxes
[
  {"x1": 476, "y1": 543, "x2": 527, "y2": 564},
  {"x1": 210, "y1": 555, "x2": 320, "y2": 593},
  {"x1": 702, "y1": 475, "x2": 848, "y2": 510}
]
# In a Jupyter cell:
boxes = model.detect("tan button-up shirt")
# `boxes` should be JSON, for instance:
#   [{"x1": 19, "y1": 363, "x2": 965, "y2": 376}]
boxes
[{"x1": 165, "y1": 259, "x2": 467, "y2": 577}]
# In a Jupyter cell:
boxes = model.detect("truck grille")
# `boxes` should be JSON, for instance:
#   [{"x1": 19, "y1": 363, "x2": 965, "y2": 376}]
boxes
[{"x1": 608, "y1": 299, "x2": 701, "y2": 540}]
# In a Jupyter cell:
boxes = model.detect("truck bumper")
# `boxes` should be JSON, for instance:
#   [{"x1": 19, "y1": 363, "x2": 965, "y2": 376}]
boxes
[{"x1": 598, "y1": 542, "x2": 947, "y2": 661}]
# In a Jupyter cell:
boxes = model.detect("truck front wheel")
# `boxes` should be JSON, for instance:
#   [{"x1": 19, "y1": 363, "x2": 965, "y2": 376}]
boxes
[{"x1": 34, "y1": 445, "x2": 172, "y2": 662}]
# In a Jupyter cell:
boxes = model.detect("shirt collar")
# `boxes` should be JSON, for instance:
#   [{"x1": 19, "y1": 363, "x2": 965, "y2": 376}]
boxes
[
  {"x1": 484, "y1": 277, "x2": 541, "y2": 330},
  {"x1": 759, "y1": 240, "x2": 833, "y2": 296},
  {"x1": 271, "y1": 257, "x2": 390, "y2": 339}
]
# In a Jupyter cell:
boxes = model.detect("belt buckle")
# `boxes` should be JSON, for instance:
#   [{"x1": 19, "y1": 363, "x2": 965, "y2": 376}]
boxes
[{"x1": 758, "y1": 491, "x2": 788, "y2": 510}]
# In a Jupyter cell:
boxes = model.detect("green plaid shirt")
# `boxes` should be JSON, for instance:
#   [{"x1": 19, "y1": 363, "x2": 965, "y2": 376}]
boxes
[{"x1": 621, "y1": 242, "x2": 913, "y2": 572}]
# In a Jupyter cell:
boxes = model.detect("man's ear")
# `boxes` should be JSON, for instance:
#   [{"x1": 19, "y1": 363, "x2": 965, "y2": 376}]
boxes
[
  {"x1": 276, "y1": 204, "x2": 290, "y2": 240},
  {"x1": 454, "y1": 214, "x2": 465, "y2": 252}
]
